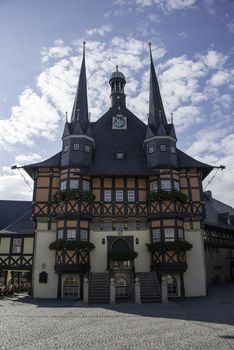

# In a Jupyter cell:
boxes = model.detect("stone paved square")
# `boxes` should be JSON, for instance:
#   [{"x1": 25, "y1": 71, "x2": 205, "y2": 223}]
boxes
[{"x1": 0, "y1": 284, "x2": 233, "y2": 350}]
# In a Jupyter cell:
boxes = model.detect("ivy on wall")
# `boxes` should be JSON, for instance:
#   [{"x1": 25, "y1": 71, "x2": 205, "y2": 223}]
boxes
[
  {"x1": 53, "y1": 189, "x2": 96, "y2": 203},
  {"x1": 49, "y1": 240, "x2": 95, "y2": 251},
  {"x1": 147, "y1": 189, "x2": 187, "y2": 204},
  {"x1": 109, "y1": 250, "x2": 138, "y2": 261},
  {"x1": 146, "y1": 240, "x2": 193, "y2": 252}
]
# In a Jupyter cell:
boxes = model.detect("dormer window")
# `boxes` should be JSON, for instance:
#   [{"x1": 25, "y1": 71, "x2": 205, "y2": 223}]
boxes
[
  {"x1": 85, "y1": 145, "x2": 90, "y2": 153},
  {"x1": 74, "y1": 144, "x2": 80, "y2": 151},
  {"x1": 116, "y1": 152, "x2": 125, "y2": 159},
  {"x1": 63, "y1": 145, "x2": 69, "y2": 152},
  {"x1": 171, "y1": 146, "x2": 176, "y2": 154},
  {"x1": 160, "y1": 145, "x2": 167, "y2": 152},
  {"x1": 148, "y1": 145, "x2": 154, "y2": 154}
]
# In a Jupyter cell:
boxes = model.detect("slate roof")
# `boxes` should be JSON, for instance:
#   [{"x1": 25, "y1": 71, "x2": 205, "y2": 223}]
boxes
[
  {"x1": 0, "y1": 211, "x2": 34, "y2": 235},
  {"x1": 204, "y1": 191, "x2": 234, "y2": 230},
  {"x1": 23, "y1": 106, "x2": 212, "y2": 179},
  {"x1": 0, "y1": 200, "x2": 32, "y2": 230}
]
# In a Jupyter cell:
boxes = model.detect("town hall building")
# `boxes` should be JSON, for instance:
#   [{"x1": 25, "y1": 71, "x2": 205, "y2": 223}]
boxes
[{"x1": 1, "y1": 43, "x2": 233, "y2": 302}]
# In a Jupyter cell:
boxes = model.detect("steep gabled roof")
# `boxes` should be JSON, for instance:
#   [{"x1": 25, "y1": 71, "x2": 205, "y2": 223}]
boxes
[
  {"x1": 204, "y1": 191, "x2": 234, "y2": 230},
  {"x1": 177, "y1": 149, "x2": 213, "y2": 179},
  {"x1": 148, "y1": 43, "x2": 168, "y2": 132},
  {"x1": 0, "y1": 200, "x2": 32, "y2": 230},
  {"x1": 0, "y1": 211, "x2": 34, "y2": 235},
  {"x1": 70, "y1": 42, "x2": 89, "y2": 133}
]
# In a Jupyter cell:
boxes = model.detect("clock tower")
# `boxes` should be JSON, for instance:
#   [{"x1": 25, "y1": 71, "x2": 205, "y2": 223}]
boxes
[{"x1": 109, "y1": 65, "x2": 126, "y2": 107}]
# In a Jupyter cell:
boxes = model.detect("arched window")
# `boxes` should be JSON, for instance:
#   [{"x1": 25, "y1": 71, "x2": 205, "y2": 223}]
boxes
[
  {"x1": 115, "y1": 276, "x2": 129, "y2": 297},
  {"x1": 111, "y1": 238, "x2": 129, "y2": 252},
  {"x1": 165, "y1": 274, "x2": 177, "y2": 296},
  {"x1": 63, "y1": 277, "x2": 79, "y2": 299}
]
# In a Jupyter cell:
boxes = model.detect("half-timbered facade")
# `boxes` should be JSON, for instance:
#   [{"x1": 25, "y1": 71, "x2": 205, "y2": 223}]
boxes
[
  {"x1": 0, "y1": 203, "x2": 34, "y2": 292},
  {"x1": 22, "y1": 43, "x2": 215, "y2": 301},
  {"x1": 203, "y1": 191, "x2": 234, "y2": 283}
]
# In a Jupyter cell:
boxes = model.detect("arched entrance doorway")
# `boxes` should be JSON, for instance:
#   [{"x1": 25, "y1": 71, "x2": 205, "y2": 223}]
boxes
[
  {"x1": 110, "y1": 238, "x2": 131, "y2": 270},
  {"x1": 63, "y1": 277, "x2": 79, "y2": 299}
]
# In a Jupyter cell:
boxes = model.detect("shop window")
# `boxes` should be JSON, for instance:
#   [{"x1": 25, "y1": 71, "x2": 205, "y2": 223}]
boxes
[
  {"x1": 12, "y1": 238, "x2": 22, "y2": 254},
  {"x1": 164, "y1": 228, "x2": 175, "y2": 242}
]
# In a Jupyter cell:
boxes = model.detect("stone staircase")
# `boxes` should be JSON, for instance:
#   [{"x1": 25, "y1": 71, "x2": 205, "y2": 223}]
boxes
[
  {"x1": 136, "y1": 272, "x2": 161, "y2": 303},
  {"x1": 89, "y1": 272, "x2": 110, "y2": 304}
]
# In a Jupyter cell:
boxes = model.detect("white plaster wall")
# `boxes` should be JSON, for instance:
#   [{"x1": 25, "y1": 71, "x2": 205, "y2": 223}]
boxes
[
  {"x1": 184, "y1": 227, "x2": 207, "y2": 297},
  {"x1": 33, "y1": 222, "x2": 58, "y2": 298},
  {"x1": 205, "y1": 248, "x2": 233, "y2": 283},
  {"x1": 90, "y1": 230, "x2": 151, "y2": 273}
]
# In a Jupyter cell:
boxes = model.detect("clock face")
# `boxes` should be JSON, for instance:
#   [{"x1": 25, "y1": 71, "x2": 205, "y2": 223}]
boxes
[{"x1": 112, "y1": 115, "x2": 127, "y2": 129}]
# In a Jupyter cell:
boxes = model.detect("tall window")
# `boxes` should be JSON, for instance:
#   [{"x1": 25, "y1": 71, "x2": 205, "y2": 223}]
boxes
[
  {"x1": 84, "y1": 145, "x2": 90, "y2": 153},
  {"x1": 161, "y1": 180, "x2": 171, "y2": 191},
  {"x1": 104, "y1": 190, "x2": 112, "y2": 202},
  {"x1": 73, "y1": 144, "x2": 79, "y2": 150},
  {"x1": 70, "y1": 179, "x2": 79, "y2": 189},
  {"x1": 80, "y1": 230, "x2": 88, "y2": 241},
  {"x1": 127, "y1": 190, "x2": 135, "y2": 202},
  {"x1": 60, "y1": 181, "x2": 67, "y2": 190},
  {"x1": 150, "y1": 181, "x2": 158, "y2": 192},
  {"x1": 12, "y1": 238, "x2": 22, "y2": 253},
  {"x1": 57, "y1": 230, "x2": 64, "y2": 240},
  {"x1": 152, "y1": 229, "x2": 161, "y2": 242},
  {"x1": 164, "y1": 228, "x2": 175, "y2": 242},
  {"x1": 116, "y1": 190, "x2": 124, "y2": 202},
  {"x1": 67, "y1": 229, "x2": 76, "y2": 240},
  {"x1": 178, "y1": 228, "x2": 184, "y2": 240},
  {"x1": 82, "y1": 180, "x2": 90, "y2": 191},
  {"x1": 165, "y1": 275, "x2": 177, "y2": 296},
  {"x1": 174, "y1": 181, "x2": 180, "y2": 191}
]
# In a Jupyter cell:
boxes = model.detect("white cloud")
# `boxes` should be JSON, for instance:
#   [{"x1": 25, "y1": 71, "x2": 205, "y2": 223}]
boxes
[
  {"x1": 200, "y1": 50, "x2": 227, "y2": 70},
  {"x1": 208, "y1": 70, "x2": 230, "y2": 87},
  {"x1": 41, "y1": 39, "x2": 72, "y2": 64},
  {"x1": 0, "y1": 172, "x2": 33, "y2": 200},
  {"x1": 134, "y1": 0, "x2": 197, "y2": 10},
  {"x1": 86, "y1": 24, "x2": 113, "y2": 37},
  {"x1": 0, "y1": 88, "x2": 60, "y2": 148},
  {"x1": 14, "y1": 153, "x2": 42, "y2": 166}
]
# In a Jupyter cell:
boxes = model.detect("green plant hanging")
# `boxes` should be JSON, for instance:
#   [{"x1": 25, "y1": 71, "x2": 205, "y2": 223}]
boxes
[
  {"x1": 147, "y1": 189, "x2": 187, "y2": 204},
  {"x1": 109, "y1": 250, "x2": 138, "y2": 261},
  {"x1": 49, "y1": 240, "x2": 95, "y2": 251},
  {"x1": 53, "y1": 189, "x2": 96, "y2": 203},
  {"x1": 146, "y1": 240, "x2": 193, "y2": 252}
]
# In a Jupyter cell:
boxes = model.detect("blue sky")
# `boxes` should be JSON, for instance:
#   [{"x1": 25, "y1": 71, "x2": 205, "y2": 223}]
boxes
[{"x1": 0, "y1": 0, "x2": 234, "y2": 205}]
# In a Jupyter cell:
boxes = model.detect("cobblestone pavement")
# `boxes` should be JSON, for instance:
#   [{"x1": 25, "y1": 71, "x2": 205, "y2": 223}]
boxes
[{"x1": 0, "y1": 284, "x2": 233, "y2": 350}]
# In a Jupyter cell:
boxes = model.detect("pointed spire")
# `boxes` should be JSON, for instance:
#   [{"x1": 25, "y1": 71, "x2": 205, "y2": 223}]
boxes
[
  {"x1": 71, "y1": 41, "x2": 89, "y2": 133},
  {"x1": 148, "y1": 42, "x2": 167, "y2": 131}
]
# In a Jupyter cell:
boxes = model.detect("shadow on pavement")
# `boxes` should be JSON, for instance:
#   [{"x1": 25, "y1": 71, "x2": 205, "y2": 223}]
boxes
[{"x1": 3, "y1": 283, "x2": 234, "y2": 327}]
